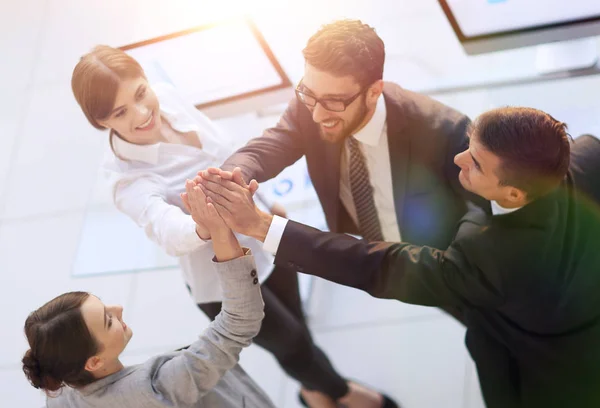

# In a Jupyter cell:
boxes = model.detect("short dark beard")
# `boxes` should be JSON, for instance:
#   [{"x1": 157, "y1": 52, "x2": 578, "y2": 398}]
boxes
[{"x1": 319, "y1": 95, "x2": 370, "y2": 142}]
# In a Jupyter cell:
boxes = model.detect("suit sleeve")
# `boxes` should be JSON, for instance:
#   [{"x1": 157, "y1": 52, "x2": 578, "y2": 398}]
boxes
[
  {"x1": 152, "y1": 251, "x2": 265, "y2": 405},
  {"x1": 275, "y1": 220, "x2": 504, "y2": 308},
  {"x1": 220, "y1": 98, "x2": 307, "y2": 184}
]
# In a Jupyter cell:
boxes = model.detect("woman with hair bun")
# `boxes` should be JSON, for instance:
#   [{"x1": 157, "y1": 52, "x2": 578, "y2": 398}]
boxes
[{"x1": 22, "y1": 181, "x2": 276, "y2": 407}]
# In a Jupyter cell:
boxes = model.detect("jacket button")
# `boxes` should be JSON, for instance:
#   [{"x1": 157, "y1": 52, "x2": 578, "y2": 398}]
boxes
[
  {"x1": 250, "y1": 269, "x2": 257, "y2": 277},
  {"x1": 253, "y1": 278, "x2": 259, "y2": 285}
]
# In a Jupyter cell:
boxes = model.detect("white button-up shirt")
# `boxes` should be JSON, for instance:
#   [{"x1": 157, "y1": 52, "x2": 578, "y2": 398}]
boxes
[
  {"x1": 264, "y1": 95, "x2": 401, "y2": 254},
  {"x1": 339, "y1": 96, "x2": 401, "y2": 242},
  {"x1": 103, "y1": 82, "x2": 273, "y2": 303},
  {"x1": 491, "y1": 200, "x2": 521, "y2": 215}
]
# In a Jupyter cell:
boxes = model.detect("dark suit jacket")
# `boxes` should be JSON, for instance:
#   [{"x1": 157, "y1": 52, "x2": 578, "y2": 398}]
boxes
[
  {"x1": 223, "y1": 82, "x2": 487, "y2": 248},
  {"x1": 274, "y1": 135, "x2": 600, "y2": 408}
]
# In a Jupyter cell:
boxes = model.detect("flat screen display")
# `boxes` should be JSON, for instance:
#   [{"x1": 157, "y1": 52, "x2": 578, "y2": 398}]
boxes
[{"x1": 440, "y1": 0, "x2": 600, "y2": 39}]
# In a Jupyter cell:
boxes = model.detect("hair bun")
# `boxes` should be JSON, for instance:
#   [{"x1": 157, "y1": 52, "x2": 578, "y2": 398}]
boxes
[
  {"x1": 22, "y1": 349, "x2": 62, "y2": 392},
  {"x1": 22, "y1": 349, "x2": 43, "y2": 388}
]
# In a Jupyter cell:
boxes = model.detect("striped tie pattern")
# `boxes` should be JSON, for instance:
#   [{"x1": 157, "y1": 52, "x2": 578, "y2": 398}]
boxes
[{"x1": 347, "y1": 136, "x2": 384, "y2": 241}]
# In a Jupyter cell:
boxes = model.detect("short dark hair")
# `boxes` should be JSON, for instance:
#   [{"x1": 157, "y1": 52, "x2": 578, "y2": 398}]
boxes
[
  {"x1": 22, "y1": 292, "x2": 99, "y2": 394},
  {"x1": 472, "y1": 107, "x2": 571, "y2": 200},
  {"x1": 302, "y1": 19, "x2": 385, "y2": 88}
]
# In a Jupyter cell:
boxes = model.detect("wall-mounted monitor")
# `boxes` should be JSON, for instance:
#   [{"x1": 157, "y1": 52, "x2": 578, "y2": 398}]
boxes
[{"x1": 438, "y1": 0, "x2": 600, "y2": 56}]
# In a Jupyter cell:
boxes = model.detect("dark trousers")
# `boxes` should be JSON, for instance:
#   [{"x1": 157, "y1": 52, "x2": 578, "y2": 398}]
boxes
[{"x1": 198, "y1": 264, "x2": 349, "y2": 400}]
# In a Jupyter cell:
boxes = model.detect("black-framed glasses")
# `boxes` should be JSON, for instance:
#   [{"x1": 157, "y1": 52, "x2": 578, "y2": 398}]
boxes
[{"x1": 295, "y1": 80, "x2": 365, "y2": 112}]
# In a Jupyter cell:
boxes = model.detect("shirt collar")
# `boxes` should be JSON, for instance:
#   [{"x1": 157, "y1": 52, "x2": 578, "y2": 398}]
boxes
[
  {"x1": 491, "y1": 200, "x2": 521, "y2": 215},
  {"x1": 111, "y1": 133, "x2": 161, "y2": 165},
  {"x1": 353, "y1": 95, "x2": 386, "y2": 147}
]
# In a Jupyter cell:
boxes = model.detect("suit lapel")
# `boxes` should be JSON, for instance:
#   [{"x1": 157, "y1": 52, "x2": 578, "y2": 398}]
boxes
[{"x1": 384, "y1": 91, "x2": 410, "y2": 238}]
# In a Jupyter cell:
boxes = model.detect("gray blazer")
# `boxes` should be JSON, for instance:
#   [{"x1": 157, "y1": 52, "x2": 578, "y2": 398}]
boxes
[{"x1": 46, "y1": 250, "x2": 275, "y2": 408}]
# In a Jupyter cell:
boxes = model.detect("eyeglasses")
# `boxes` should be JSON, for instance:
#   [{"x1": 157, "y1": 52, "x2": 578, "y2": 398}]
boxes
[{"x1": 295, "y1": 80, "x2": 366, "y2": 112}]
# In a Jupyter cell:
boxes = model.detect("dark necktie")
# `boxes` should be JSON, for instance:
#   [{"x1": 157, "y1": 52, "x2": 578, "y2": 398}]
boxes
[{"x1": 347, "y1": 136, "x2": 384, "y2": 241}]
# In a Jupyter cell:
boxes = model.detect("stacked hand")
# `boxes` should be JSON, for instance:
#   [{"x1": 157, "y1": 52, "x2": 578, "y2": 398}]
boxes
[
  {"x1": 190, "y1": 167, "x2": 274, "y2": 243},
  {"x1": 181, "y1": 179, "x2": 243, "y2": 261}
]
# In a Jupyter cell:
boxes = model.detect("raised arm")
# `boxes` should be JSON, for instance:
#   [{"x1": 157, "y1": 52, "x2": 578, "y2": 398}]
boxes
[
  {"x1": 220, "y1": 98, "x2": 308, "y2": 184},
  {"x1": 111, "y1": 174, "x2": 210, "y2": 257},
  {"x1": 197, "y1": 169, "x2": 504, "y2": 310},
  {"x1": 273, "y1": 219, "x2": 504, "y2": 308},
  {"x1": 151, "y1": 181, "x2": 264, "y2": 405}
]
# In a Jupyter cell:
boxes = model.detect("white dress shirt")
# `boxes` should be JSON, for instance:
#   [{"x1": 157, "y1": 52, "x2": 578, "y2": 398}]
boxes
[
  {"x1": 263, "y1": 96, "x2": 401, "y2": 255},
  {"x1": 103, "y1": 82, "x2": 273, "y2": 304},
  {"x1": 491, "y1": 200, "x2": 521, "y2": 215},
  {"x1": 339, "y1": 96, "x2": 401, "y2": 242}
]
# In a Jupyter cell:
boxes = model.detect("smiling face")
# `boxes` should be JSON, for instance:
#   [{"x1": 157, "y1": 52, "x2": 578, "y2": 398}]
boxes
[
  {"x1": 299, "y1": 64, "x2": 382, "y2": 144},
  {"x1": 299, "y1": 20, "x2": 385, "y2": 143},
  {"x1": 80, "y1": 295, "x2": 132, "y2": 374},
  {"x1": 98, "y1": 76, "x2": 163, "y2": 145}
]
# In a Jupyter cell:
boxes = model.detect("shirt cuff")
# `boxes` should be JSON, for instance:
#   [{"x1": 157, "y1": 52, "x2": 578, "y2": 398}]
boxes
[
  {"x1": 211, "y1": 248, "x2": 258, "y2": 293},
  {"x1": 185, "y1": 219, "x2": 209, "y2": 248},
  {"x1": 211, "y1": 247, "x2": 252, "y2": 264},
  {"x1": 263, "y1": 215, "x2": 289, "y2": 255}
]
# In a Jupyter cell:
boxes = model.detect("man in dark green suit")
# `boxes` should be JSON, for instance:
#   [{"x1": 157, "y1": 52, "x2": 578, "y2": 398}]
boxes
[{"x1": 196, "y1": 107, "x2": 600, "y2": 408}]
